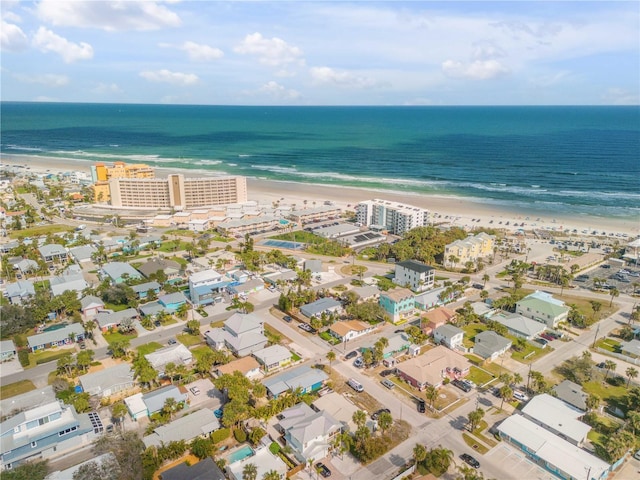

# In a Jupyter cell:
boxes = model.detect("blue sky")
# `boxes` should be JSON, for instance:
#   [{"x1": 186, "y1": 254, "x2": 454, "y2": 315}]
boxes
[{"x1": 1, "y1": 1, "x2": 638, "y2": 105}]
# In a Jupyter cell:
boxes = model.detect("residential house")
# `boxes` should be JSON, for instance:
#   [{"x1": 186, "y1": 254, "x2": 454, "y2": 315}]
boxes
[
  {"x1": 137, "y1": 258, "x2": 182, "y2": 280},
  {"x1": 50, "y1": 270, "x2": 88, "y2": 297},
  {"x1": 396, "y1": 345, "x2": 471, "y2": 390},
  {"x1": 300, "y1": 297, "x2": 342, "y2": 319},
  {"x1": 351, "y1": 285, "x2": 380, "y2": 302},
  {"x1": 473, "y1": 331, "x2": 512, "y2": 361},
  {"x1": 100, "y1": 262, "x2": 143, "y2": 284},
  {"x1": 516, "y1": 291, "x2": 569, "y2": 328},
  {"x1": 38, "y1": 244, "x2": 68, "y2": 263},
  {"x1": 444, "y1": 232, "x2": 495, "y2": 265},
  {"x1": 263, "y1": 364, "x2": 328, "y2": 398},
  {"x1": 0, "y1": 401, "x2": 100, "y2": 470},
  {"x1": 492, "y1": 312, "x2": 546, "y2": 340},
  {"x1": 497, "y1": 414, "x2": 610, "y2": 480},
  {"x1": 13, "y1": 259, "x2": 38, "y2": 276},
  {"x1": 379, "y1": 288, "x2": 415, "y2": 323},
  {"x1": 143, "y1": 408, "x2": 219, "y2": 448},
  {"x1": 227, "y1": 278, "x2": 265, "y2": 297},
  {"x1": 130, "y1": 281, "x2": 161, "y2": 300},
  {"x1": 263, "y1": 269, "x2": 297, "y2": 286},
  {"x1": 214, "y1": 356, "x2": 261, "y2": 379},
  {"x1": 145, "y1": 344, "x2": 193, "y2": 377},
  {"x1": 252, "y1": 345, "x2": 293, "y2": 372},
  {"x1": 277, "y1": 402, "x2": 341, "y2": 463},
  {"x1": 79, "y1": 295, "x2": 105, "y2": 320},
  {"x1": 27, "y1": 324, "x2": 85, "y2": 352},
  {"x1": 67, "y1": 245, "x2": 96, "y2": 264},
  {"x1": 552, "y1": 380, "x2": 588, "y2": 411},
  {"x1": 45, "y1": 453, "x2": 117, "y2": 480},
  {"x1": 205, "y1": 313, "x2": 268, "y2": 357},
  {"x1": 620, "y1": 339, "x2": 640, "y2": 359},
  {"x1": 433, "y1": 324, "x2": 464, "y2": 350},
  {"x1": 394, "y1": 260, "x2": 435, "y2": 292},
  {"x1": 328, "y1": 320, "x2": 376, "y2": 342},
  {"x1": 0, "y1": 340, "x2": 17, "y2": 361},
  {"x1": 142, "y1": 385, "x2": 188, "y2": 416},
  {"x1": 312, "y1": 392, "x2": 359, "y2": 432},
  {"x1": 4, "y1": 280, "x2": 35, "y2": 305},
  {"x1": 158, "y1": 292, "x2": 188, "y2": 311},
  {"x1": 227, "y1": 447, "x2": 287, "y2": 480},
  {"x1": 378, "y1": 332, "x2": 411, "y2": 359},
  {"x1": 94, "y1": 308, "x2": 138, "y2": 333},
  {"x1": 420, "y1": 306, "x2": 457, "y2": 335},
  {"x1": 0, "y1": 387, "x2": 56, "y2": 420},
  {"x1": 123, "y1": 393, "x2": 148, "y2": 420},
  {"x1": 160, "y1": 458, "x2": 225, "y2": 480},
  {"x1": 520, "y1": 394, "x2": 591, "y2": 448},
  {"x1": 79, "y1": 364, "x2": 135, "y2": 399},
  {"x1": 188, "y1": 269, "x2": 229, "y2": 306}
]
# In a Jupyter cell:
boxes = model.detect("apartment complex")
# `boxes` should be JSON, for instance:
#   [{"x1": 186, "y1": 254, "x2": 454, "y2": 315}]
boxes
[
  {"x1": 355, "y1": 199, "x2": 430, "y2": 235},
  {"x1": 444, "y1": 232, "x2": 495, "y2": 265},
  {"x1": 108, "y1": 174, "x2": 247, "y2": 209},
  {"x1": 91, "y1": 162, "x2": 155, "y2": 202}
]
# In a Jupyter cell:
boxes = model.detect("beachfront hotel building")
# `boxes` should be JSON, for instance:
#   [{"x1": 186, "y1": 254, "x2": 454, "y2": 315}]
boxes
[
  {"x1": 108, "y1": 174, "x2": 247, "y2": 210},
  {"x1": 355, "y1": 199, "x2": 430, "y2": 235},
  {"x1": 91, "y1": 162, "x2": 155, "y2": 202}
]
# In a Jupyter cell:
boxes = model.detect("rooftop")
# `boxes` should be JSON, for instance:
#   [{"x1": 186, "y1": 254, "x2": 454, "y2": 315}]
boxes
[{"x1": 396, "y1": 259, "x2": 434, "y2": 274}]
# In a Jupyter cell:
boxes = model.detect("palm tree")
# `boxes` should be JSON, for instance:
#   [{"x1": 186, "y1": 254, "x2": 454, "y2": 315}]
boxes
[
  {"x1": 512, "y1": 372, "x2": 523, "y2": 387},
  {"x1": 111, "y1": 402, "x2": 128, "y2": 431},
  {"x1": 603, "y1": 360, "x2": 617, "y2": 380},
  {"x1": 499, "y1": 385, "x2": 513, "y2": 410},
  {"x1": 482, "y1": 273, "x2": 490, "y2": 287},
  {"x1": 586, "y1": 394, "x2": 600, "y2": 412},
  {"x1": 590, "y1": 300, "x2": 602, "y2": 321},
  {"x1": 413, "y1": 443, "x2": 427, "y2": 465},
  {"x1": 262, "y1": 470, "x2": 280, "y2": 480},
  {"x1": 326, "y1": 350, "x2": 336, "y2": 371},
  {"x1": 425, "y1": 385, "x2": 438, "y2": 409},
  {"x1": 467, "y1": 408, "x2": 485, "y2": 431},
  {"x1": 242, "y1": 463, "x2": 258, "y2": 480},
  {"x1": 626, "y1": 367, "x2": 638, "y2": 387},
  {"x1": 448, "y1": 255, "x2": 460, "y2": 270},
  {"x1": 352, "y1": 410, "x2": 367, "y2": 429},
  {"x1": 609, "y1": 287, "x2": 619, "y2": 307},
  {"x1": 425, "y1": 445, "x2": 454, "y2": 477},
  {"x1": 377, "y1": 411, "x2": 393, "y2": 434}
]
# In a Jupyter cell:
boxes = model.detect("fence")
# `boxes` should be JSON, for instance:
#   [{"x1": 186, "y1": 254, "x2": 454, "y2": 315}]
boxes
[{"x1": 595, "y1": 347, "x2": 640, "y2": 366}]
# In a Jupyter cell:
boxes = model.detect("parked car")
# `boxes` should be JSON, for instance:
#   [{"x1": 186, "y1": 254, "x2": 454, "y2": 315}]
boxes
[
  {"x1": 190, "y1": 386, "x2": 201, "y2": 396},
  {"x1": 461, "y1": 379, "x2": 476, "y2": 389},
  {"x1": 354, "y1": 357, "x2": 364, "y2": 368},
  {"x1": 534, "y1": 337, "x2": 548, "y2": 347},
  {"x1": 380, "y1": 369, "x2": 395, "y2": 377},
  {"x1": 283, "y1": 315, "x2": 292, "y2": 323},
  {"x1": 167, "y1": 338, "x2": 177, "y2": 345},
  {"x1": 540, "y1": 333, "x2": 555, "y2": 341},
  {"x1": 298, "y1": 323, "x2": 317, "y2": 333},
  {"x1": 513, "y1": 391, "x2": 529, "y2": 402},
  {"x1": 452, "y1": 379, "x2": 471, "y2": 393},
  {"x1": 214, "y1": 408, "x2": 223, "y2": 419},
  {"x1": 461, "y1": 453, "x2": 480, "y2": 468},
  {"x1": 315, "y1": 463, "x2": 331, "y2": 478},
  {"x1": 381, "y1": 379, "x2": 395, "y2": 390},
  {"x1": 345, "y1": 350, "x2": 358, "y2": 360},
  {"x1": 417, "y1": 400, "x2": 426, "y2": 413},
  {"x1": 347, "y1": 378, "x2": 364, "y2": 393},
  {"x1": 371, "y1": 408, "x2": 391, "y2": 420}
]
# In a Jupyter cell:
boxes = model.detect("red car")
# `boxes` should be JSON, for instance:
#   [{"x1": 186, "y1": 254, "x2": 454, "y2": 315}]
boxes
[{"x1": 540, "y1": 333, "x2": 554, "y2": 341}]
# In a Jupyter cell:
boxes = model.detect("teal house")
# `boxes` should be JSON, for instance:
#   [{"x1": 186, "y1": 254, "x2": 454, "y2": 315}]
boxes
[{"x1": 379, "y1": 287, "x2": 415, "y2": 324}]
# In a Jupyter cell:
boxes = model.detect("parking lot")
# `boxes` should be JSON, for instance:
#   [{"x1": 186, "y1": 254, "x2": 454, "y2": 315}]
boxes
[
  {"x1": 573, "y1": 264, "x2": 640, "y2": 295},
  {"x1": 485, "y1": 444, "x2": 556, "y2": 480}
]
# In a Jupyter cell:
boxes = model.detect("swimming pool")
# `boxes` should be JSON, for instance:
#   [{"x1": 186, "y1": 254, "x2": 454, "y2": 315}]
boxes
[
  {"x1": 228, "y1": 445, "x2": 254, "y2": 464},
  {"x1": 261, "y1": 239, "x2": 305, "y2": 250}
]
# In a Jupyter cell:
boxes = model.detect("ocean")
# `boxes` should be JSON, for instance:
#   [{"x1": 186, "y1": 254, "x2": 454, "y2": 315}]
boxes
[{"x1": 1, "y1": 102, "x2": 639, "y2": 220}]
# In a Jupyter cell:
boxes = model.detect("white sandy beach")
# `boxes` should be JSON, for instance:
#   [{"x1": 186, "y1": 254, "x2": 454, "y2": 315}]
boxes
[{"x1": 2, "y1": 154, "x2": 638, "y2": 238}]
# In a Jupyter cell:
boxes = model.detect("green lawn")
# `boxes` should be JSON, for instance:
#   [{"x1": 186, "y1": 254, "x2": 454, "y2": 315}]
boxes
[
  {"x1": 103, "y1": 302, "x2": 130, "y2": 312},
  {"x1": 158, "y1": 240, "x2": 192, "y2": 253},
  {"x1": 462, "y1": 323, "x2": 489, "y2": 348},
  {"x1": 28, "y1": 348, "x2": 75, "y2": 368},
  {"x1": 270, "y1": 230, "x2": 321, "y2": 244},
  {"x1": 582, "y1": 380, "x2": 627, "y2": 405},
  {"x1": 462, "y1": 433, "x2": 489, "y2": 454},
  {"x1": 464, "y1": 354, "x2": 509, "y2": 377},
  {"x1": 9, "y1": 224, "x2": 74, "y2": 239},
  {"x1": 291, "y1": 352, "x2": 301, "y2": 361},
  {"x1": 0, "y1": 380, "x2": 36, "y2": 399},
  {"x1": 103, "y1": 331, "x2": 138, "y2": 345},
  {"x1": 594, "y1": 338, "x2": 621, "y2": 353},
  {"x1": 510, "y1": 341, "x2": 551, "y2": 363},
  {"x1": 136, "y1": 342, "x2": 164, "y2": 355},
  {"x1": 177, "y1": 334, "x2": 203, "y2": 347},
  {"x1": 466, "y1": 366, "x2": 495, "y2": 386},
  {"x1": 191, "y1": 345, "x2": 213, "y2": 361},
  {"x1": 168, "y1": 256, "x2": 188, "y2": 267}
]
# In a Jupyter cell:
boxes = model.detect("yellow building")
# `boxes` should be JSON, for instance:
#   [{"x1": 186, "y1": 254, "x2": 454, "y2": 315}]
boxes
[
  {"x1": 91, "y1": 162, "x2": 155, "y2": 202},
  {"x1": 444, "y1": 232, "x2": 495, "y2": 266},
  {"x1": 92, "y1": 181, "x2": 111, "y2": 203}
]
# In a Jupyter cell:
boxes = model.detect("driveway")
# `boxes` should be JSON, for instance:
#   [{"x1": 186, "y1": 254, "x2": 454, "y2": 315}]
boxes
[
  {"x1": 184, "y1": 379, "x2": 223, "y2": 409},
  {"x1": 485, "y1": 444, "x2": 556, "y2": 480}
]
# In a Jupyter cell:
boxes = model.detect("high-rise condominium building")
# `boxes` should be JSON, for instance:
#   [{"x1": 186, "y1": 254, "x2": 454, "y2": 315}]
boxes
[{"x1": 355, "y1": 199, "x2": 430, "y2": 235}]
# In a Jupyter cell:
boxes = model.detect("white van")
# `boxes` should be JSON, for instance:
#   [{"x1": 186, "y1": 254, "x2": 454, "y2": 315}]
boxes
[
  {"x1": 347, "y1": 378, "x2": 364, "y2": 393},
  {"x1": 634, "y1": 449, "x2": 640, "y2": 461}
]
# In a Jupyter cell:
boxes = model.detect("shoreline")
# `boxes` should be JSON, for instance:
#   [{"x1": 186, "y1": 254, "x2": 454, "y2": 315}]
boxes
[{"x1": 2, "y1": 153, "x2": 638, "y2": 237}]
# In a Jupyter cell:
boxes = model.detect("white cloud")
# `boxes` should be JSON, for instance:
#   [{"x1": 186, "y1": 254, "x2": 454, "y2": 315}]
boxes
[
  {"x1": 13, "y1": 73, "x2": 69, "y2": 87},
  {"x1": 139, "y1": 69, "x2": 199, "y2": 86},
  {"x1": 181, "y1": 41, "x2": 224, "y2": 62},
  {"x1": 234, "y1": 32, "x2": 304, "y2": 67},
  {"x1": 93, "y1": 82, "x2": 122, "y2": 94},
  {"x1": 258, "y1": 81, "x2": 301, "y2": 100},
  {"x1": 442, "y1": 59, "x2": 509, "y2": 80},
  {"x1": 1, "y1": 20, "x2": 28, "y2": 52},
  {"x1": 36, "y1": 0, "x2": 181, "y2": 31},
  {"x1": 33, "y1": 27, "x2": 93, "y2": 63},
  {"x1": 602, "y1": 88, "x2": 638, "y2": 106},
  {"x1": 3, "y1": 11, "x2": 22, "y2": 23},
  {"x1": 310, "y1": 66, "x2": 379, "y2": 88}
]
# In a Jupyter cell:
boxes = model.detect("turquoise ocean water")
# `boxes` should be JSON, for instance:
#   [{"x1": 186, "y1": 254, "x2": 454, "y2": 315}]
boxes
[{"x1": 1, "y1": 102, "x2": 638, "y2": 219}]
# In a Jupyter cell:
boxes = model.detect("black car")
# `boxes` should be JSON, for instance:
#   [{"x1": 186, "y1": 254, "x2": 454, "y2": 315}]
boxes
[
  {"x1": 345, "y1": 350, "x2": 359, "y2": 360},
  {"x1": 380, "y1": 369, "x2": 395, "y2": 377},
  {"x1": 452, "y1": 379, "x2": 471, "y2": 392},
  {"x1": 394, "y1": 329, "x2": 405, "y2": 334},
  {"x1": 283, "y1": 315, "x2": 292, "y2": 323},
  {"x1": 417, "y1": 400, "x2": 426, "y2": 413},
  {"x1": 461, "y1": 453, "x2": 480, "y2": 468},
  {"x1": 315, "y1": 462, "x2": 331, "y2": 478},
  {"x1": 371, "y1": 408, "x2": 391, "y2": 420}
]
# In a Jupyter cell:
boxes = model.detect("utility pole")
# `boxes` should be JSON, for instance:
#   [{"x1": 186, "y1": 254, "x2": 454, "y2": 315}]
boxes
[
  {"x1": 526, "y1": 362, "x2": 532, "y2": 392},
  {"x1": 592, "y1": 323, "x2": 600, "y2": 348}
]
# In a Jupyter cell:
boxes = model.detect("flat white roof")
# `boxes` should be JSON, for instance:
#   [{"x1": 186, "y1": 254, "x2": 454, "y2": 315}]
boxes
[
  {"x1": 498, "y1": 415, "x2": 609, "y2": 480},
  {"x1": 522, "y1": 394, "x2": 590, "y2": 444}
]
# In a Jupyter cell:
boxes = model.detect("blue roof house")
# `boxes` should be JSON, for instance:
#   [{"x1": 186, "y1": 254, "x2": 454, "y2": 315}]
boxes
[
  {"x1": 300, "y1": 298, "x2": 342, "y2": 319},
  {"x1": 262, "y1": 364, "x2": 328, "y2": 398},
  {"x1": 158, "y1": 292, "x2": 188, "y2": 312},
  {"x1": 379, "y1": 288, "x2": 415, "y2": 324},
  {"x1": 100, "y1": 262, "x2": 143, "y2": 284}
]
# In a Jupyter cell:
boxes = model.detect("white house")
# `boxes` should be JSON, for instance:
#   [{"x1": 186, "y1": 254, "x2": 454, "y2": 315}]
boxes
[
  {"x1": 433, "y1": 324, "x2": 464, "y2": 350},
  {"x1": 516, "y1": 291, "x2": 569, "y2": 328},
  {"x1": 328, "y1": 320, "x2": 376, "y2": 342},
  {"x1": 205, "y1": 313, "x2": 267, "y2": 357},
  {"x1": 394, "y1": 260, "x2": 435, "y2": 292}
]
